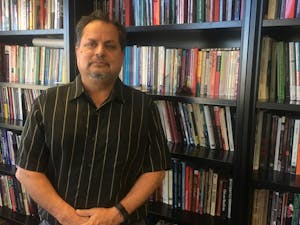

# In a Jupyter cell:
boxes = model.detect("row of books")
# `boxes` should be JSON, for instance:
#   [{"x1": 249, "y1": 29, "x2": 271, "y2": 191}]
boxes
[
  {"x1": 0, "y1": 129, "x2": 20, "y2": 166},
  {"x1": 253, "y1": 111, "x2": 300, "y2": 174},
  {"x1": 152, "y1": 159, "x2": 233, "y2": 218},
  {"x1": 251, "y1": 189, "x2": 300, "y2": 225},
  {"x1": 0, "y1": 87, "x2": 42, "y2": 121},
  {"x1": 264, "y1": 0, "x2": 300, "y2": 20},
  {"x1": 258, "y1": 37, "x2": 300, "y2": 103},
  {"x1": 0, "y1": 174, "x2": 37, "y2": 216},
  {"x1": 155, "y1": 100, "x2": 235, "y2": 150},
  {"x1": 121, "y1": 46, "x2": 240, "y2": 99},
  {"x1": 0, "y1": 43, "x2": 67, "y2": 85},
  {"x1": 0, "y1": 0, "x2": 63, "y2": 31},
  {"x1": 100, "y1": 0, "x2": 244, "y2": 26}
]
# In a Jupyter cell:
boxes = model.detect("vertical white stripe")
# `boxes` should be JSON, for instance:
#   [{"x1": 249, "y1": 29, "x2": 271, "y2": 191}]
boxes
[
  {"x1": 109, "y1": 104, "x2": 123, "y2": 199},
  {"x1": 85, "y1": 109, "x2": 101, "y2": 207},
  {"x1": 64, "y1": 99, "x2": 79, "y2": 199},
  {"x1": 74, "y1": 104, "x2": 90, "y2": 206},
  {"x1": 50, "y1": 88, "x2": 59, "y2": 176},
  {"x1": 57, "y1": 87, "x2": 70, "y2": 190},
  {"x1": 124, "y1": 93, "x2": 144, "y2": 181},
  {"x1": 24, "y1": 125, "x2": 38, "y2": 169},
  {"x1": 97, "y1": 104, "x2": 113, "y2": 204}
]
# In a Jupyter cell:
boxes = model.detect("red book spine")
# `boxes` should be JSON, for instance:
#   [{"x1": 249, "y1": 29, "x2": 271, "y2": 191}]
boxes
[
  {"x1": 285, "y1": 0, "x2": 296, "y2": 18},
  {"x1": 153, "y1": 0, "x2": 160, "y2": 25}
]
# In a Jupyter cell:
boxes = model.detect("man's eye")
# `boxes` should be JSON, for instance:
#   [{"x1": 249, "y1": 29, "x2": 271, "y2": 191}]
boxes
[
  {"x1": 85, "y1": 42, "x2": 96, "y2": 48},
  {"x1": 106, "y1": 44, "x2": 116, "y2": 49}
]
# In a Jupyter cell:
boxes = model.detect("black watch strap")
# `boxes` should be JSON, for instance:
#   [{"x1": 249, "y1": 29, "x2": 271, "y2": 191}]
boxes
[{"x1": 115, "y1": 202, "x2": 129, "y2": 221}]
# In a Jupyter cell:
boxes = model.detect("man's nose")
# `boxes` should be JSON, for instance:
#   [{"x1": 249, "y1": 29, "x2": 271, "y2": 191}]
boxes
[{"x1": 95, "y1": 45, "x2": 105, "y2": 57}]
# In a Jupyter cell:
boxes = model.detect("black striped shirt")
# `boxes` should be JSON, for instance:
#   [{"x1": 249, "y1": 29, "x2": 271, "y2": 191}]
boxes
[{"x1": 16, "y1": 75, "x2": 171, "y2": 225}]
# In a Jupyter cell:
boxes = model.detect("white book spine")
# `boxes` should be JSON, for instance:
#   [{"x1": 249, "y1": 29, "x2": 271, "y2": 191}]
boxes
[
  {"x1": 295, "y1": 42, "x2": 300, "y2": 101},
  {"x1": 225, "y1": 106, "x2": 234, "y2": 151},
  {"x1": 291, "y1": 119, "x2": 300, "y2": 171},
  {"x1": 289, "y1": 42, "x2": 296, "y2": 101}
]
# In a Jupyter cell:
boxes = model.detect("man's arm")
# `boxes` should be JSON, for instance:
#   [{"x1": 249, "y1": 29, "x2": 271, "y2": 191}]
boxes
[
  {"x1": 15, "y1": 166, "x2": 89, "y2": 225},
  {"x1": 76, "y1": 170, "x2": 165, "y2": 224},
  {"x1": 119, "y1": 170, "x2": 165, "y2": 214}
]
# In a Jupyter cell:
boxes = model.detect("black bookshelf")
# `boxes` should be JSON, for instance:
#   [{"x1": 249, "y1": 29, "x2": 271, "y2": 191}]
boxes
[
  {"x1": 262, "y1": 19, "x2": 300, "y2": 41},
  {"x1": 151, "y1": 95, "x2": 236, "y2": 107},
  {"x1": 256, "y1": 102, "x2": 300, "y2": 112},
  {"x1": 0, "y1": 207, "x2": 39, "y2": 225},
  {"x1": 169, "y1": 144, "x2": 233, "y2": 171},
  {"x1": 252, "y1": 170, "x2": 300, "y2": 193},
  {"x1": 126, "y1": 22, "x2": 242, "y2": 49},
  {"x1": 0, "y1": 30, "x2": 63, "y2": 45},
  {"x1": 0, "y1": 118, "x2": 23, "y2": 132},
  {"x1": 147, "y1": 201, "x2": 231, "y2": 225}
]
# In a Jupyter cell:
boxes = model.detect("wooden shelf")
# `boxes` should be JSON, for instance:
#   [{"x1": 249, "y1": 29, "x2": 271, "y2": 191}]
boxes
[
  {"x1": 169, "y1": 144, "x2": 233, "y2": 170},
  {"x1": 126, "y1": 21, "x2": 242, "y2": 32},
  {"x1": 0, "y1": 207, "x2": 39, "y2": 225},
  {"x1": 252, "y1": 170, "x2": 300, "y2": 193},
  {"x1": 0, "y1": 82, "x2": 50, "y2": 90},
  {"x1": 0, "y1": 29, "x2": 64, "y2": 36},
  {"x1": 256, "y1": 101, "x2": 300, "y2": 112},
  {"x1": 151, "y1": 95, "x2": 236, "y2": 107},
  {"x1": 262, "y1": 19, "x2": 300, "y2": 40},
  {"x1": 0, "y1": 118, "x2": 24, "y2": 132},
  {"x1": 147, "y1": 201, "x2": 231, "y2": 225},
  {"x1": 126, "y1": 21, "x2": 242, "y2": 49}
]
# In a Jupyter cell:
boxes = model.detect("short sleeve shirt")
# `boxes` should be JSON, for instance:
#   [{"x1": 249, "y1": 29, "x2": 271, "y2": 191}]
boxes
[{"x1": 16, "y1": 75, "x2": 172, "y2": 224}]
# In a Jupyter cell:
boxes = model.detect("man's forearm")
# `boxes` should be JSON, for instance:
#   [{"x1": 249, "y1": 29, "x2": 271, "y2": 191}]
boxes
[
  {"x1": 119, "y1": 170, "x2": 165, "y2": 215},
  {"x1": 15, "y1": 167, "x2": 87, "y2": 224}
]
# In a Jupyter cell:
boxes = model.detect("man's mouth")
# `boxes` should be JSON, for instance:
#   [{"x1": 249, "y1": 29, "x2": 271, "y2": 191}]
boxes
[{"x1": 92, "y1": 61, "x2": 108, "y2": 66}]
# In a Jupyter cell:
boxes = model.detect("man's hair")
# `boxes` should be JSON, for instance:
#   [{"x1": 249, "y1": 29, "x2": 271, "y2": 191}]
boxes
[{"x1": 76, "y1": 10, "x2": 127, "y2": 51}]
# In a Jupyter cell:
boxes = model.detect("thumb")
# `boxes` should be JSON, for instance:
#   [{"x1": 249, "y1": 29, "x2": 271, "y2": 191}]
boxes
[{"x1": 76, "y1": 209, "x2": 92, "y2": 217}]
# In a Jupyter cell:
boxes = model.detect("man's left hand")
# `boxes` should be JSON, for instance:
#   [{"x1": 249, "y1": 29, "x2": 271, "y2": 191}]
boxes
[{"x1": 76, "y1": 207, "x2": 124, "y2": 225}]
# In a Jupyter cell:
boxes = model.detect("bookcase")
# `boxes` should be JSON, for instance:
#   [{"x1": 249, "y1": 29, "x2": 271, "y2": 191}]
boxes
[
  {"x1": 2, "y1": 0, "x2": 298, "y2": 225},
  {"x1": 96, "y1": 1, "x2": 256, "y2": 225},
  {"x1": 249, "y1": 0, "x2": 300, "y2": 225},
  {"x1": 0, "y1": 1, "x2": 94, "y2": 224}
]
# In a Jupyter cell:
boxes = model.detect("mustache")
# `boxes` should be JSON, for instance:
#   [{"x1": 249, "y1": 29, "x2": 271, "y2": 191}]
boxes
[{"x1": 89, "y1": 60, "x2": 109, "y2": 66}]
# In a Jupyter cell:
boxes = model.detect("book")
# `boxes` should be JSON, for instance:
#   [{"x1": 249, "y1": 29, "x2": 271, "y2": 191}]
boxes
[
  {"x1": 258, "y1": 36, "x2": 272, "y2": 101},
  {"x1": 225, "y1": 106, "x2": 235, "y2": 151},
  {"x1": 32, "y1": 38, "x2": 64, "y2": 48},
  {"x1": 295, "y1": 42, "x2": 300, "y2": 101},
  {"x1": 253, "y1": 110, "x2": 264, "y2": 170},
  {"x1": 210, "y1": 172, "x2": 218, "y2": 216},
  {"x1": 284, "y1": 0, "x2": 296, "y2": 18},
  {"x1": 267, "y1": 0, "x2": 279, "y2": 19},
  {"x1": 288, "y1": 42, "x2": 296, "y2": 101},
  {"x1": 259, "y1": 112, "x2": 272, "y2": 170},
  {"x1": 268, "y1": 115, "x2": 279, "y2": 170},
  {"x1": 276, "y1": 41, "x2": 286, "y2": 103},
  {"x1": 203, "y1": 105, "x2": 216, "y2": 149}
]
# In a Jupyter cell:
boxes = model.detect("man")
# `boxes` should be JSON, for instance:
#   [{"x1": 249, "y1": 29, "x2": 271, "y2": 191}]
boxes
[{"x1": 16, "y1": 10, "x2": 171, "y2": 225}]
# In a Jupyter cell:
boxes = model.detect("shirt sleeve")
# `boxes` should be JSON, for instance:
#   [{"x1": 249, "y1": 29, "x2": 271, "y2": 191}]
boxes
[
  {"x1": 142, "y1": 100, "x2": 172, "y2": 173},
  {"x1": 16, "y1": 95, "x2": 49, "y2": 172}
]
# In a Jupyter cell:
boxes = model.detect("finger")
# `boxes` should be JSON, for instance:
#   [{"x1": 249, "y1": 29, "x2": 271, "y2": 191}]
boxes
[{"x1": 76, "y1": 209, "x2": 92, "y2": 217}]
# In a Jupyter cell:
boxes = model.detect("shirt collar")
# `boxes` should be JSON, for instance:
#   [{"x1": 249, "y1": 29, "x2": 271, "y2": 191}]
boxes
[{"x1": 68, "y1": 75, "x2": 125, "y2": 104}]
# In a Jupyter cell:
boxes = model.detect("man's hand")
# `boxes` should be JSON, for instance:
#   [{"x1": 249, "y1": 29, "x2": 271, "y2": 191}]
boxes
[
  {"x1": 59, "y1": 211, "x2": 89, "y2": 225},
  {"x1": 76, "y1": 207, "x2": 124, "y2": 225}
]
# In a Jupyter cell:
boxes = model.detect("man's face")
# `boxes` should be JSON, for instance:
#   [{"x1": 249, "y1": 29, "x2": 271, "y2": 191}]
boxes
[{"x1": 75, "y1": 20, "x2": 124, "y2": 83}]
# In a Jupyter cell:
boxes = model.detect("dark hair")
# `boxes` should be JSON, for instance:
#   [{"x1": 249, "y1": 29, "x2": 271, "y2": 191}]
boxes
[{"x1": 76, "y1": 10, "x2": 127, "y2": 51}]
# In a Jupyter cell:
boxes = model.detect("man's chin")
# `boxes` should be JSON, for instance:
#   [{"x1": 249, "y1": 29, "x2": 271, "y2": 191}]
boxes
[{"x1": 89, "y1": 72, "x2": 112, "y2": 80}]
